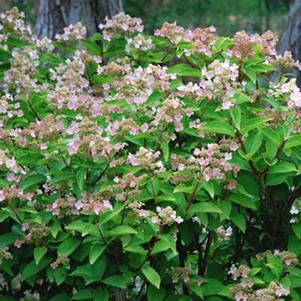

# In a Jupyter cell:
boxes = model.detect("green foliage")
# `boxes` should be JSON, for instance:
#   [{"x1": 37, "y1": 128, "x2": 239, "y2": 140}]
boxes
[{"x1": 0, "y1": 5, "x2": 300, "y2": 301}]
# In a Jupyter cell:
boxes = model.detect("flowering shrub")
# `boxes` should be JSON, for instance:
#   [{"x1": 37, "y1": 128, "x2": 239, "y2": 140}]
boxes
[{"x1": 2, "y1": 6, "x2": 301, "y2": 301}]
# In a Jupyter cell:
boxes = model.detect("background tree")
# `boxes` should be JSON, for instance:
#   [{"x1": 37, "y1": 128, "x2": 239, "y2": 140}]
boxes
[
  {"x1": 36, "y1": 0, "x2": 123, "y2": 38},
  {"x1": 278, "y1": 0, "x2": 301, "y2": 85}
]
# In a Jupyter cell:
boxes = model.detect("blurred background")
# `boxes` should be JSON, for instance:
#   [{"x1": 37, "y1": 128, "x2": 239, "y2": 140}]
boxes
[{"x1": 0, "y1": 0, "x2": 292, "y2": 35}]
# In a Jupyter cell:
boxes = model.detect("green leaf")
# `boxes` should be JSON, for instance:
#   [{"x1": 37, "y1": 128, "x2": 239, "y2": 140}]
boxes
[
  {"x1": 106, "y1": 225, "x2": 137, "y2": 236},
  {"x1": 230, "y1": 106, "x2": 241, "y2": 129},
  {"x1": 234, "y1": 93, "x2": 252, "y2": 104},
  {"x1": 151, "y1": 240, "x2": 170, "y2": 255},
  {"x1": 230, "y1": 212, "x2": 246, "y2": 232},
  {"x1": 0, "y1": 210, "x2": 10, "y2": 222},
  {"x1": 161, "y1": 141, "x2": 169, "y2": 162},
  {"x1": 49, "y1": 221, "x2": 61, "y2": 238},
  {"x1": 89, "y1": 244, "x2": 107, "y2": 264},
  {"x1": 54, "y1": 267, "x2": 67, "y2": 285},
  {"x1": 285, "y1": 135, "x2": 301, "y2": 149},
  {"x1": 147, "y1": 286, "x2": 166, "y2": 301},
  {"x1": 0, "y1": 48, "x2": 12, "y2": 62},
  {"x1": 80, "y1": 40, "x2": 101, "y2": 56},
  {"x1": 266, "y1": 173, "x2": 290, "y2": 186},
  {"x1": 72, "y1": 289, "x2": 93, "y2": 300},
  {"x1": 19, "y1": 174, "x2": 47, "y2": 190},
  {"x1": 22, "y1": 257, "x2": 52, "y2": 281},
  {"x1": 58, "y1": 237, "x2": 80, "y2": 257},
  {"x1": 102, "y1": 275, "x2": 128, "y2": 289},
  {"x1": 168, "y1": 64, "x2": 201, "y2": 77},
  {"x1": 142, "y1": 263, "x2": 161, "y2": 289},
  {"x1": 229, "y1": 193, "x2": 257, "y2": 210},
  {"x1": 124, "y1": 243, "x2": 147, "y2": 256},
  {"x1": 33, "y1": 247, "x2": 47, "y2": 265},
  {"x1": 266, "y1": 255, "x2": 283, "y2": 277},
  {"x1": 190, "y1": 284, "x2": 204, "y2": 298},
  {"x1": 189, "y1": 202, "x2": 222, "y2": 214},
  {"x1": 76, "y1": 168, "x2": 85, "y2": 190},
  {"x1": 293, "y1": 223, "x2": 301, "y2": 240},
  {"x1": 261, "y1": 127, "x2": 281, "y2": 146},
  {"x1": 241, "y1": 117, "x2": 272, "y2": 136},
  {"x1": 146, "y1": 89, "x2": 163, "y2": 106},
  {"x1": 173, "y1": 184, "x2": 194, "y2": 194},
  {"x1": 289, "y1": 235, "x2": 301, "y2": 256},
  {"x1": 50, "y1": 171, "x2": 74, "y2": 185},
  {"x1": 269, "y1": 161, "x2": 296, "y2": 174},
  {"x1": 203, "y1": 121, "x2": 235, "y2": 137}
]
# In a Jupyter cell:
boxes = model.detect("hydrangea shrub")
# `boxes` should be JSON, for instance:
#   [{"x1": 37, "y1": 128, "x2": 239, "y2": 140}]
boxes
[{"x1": 1, "y1": 7, "x2": 301, "y2": 301}]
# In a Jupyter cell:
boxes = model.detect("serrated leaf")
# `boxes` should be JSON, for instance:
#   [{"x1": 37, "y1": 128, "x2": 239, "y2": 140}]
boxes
[
  {"x1": 89, "y1": 244, "x2": 107, "y2": 264},
  {"x1": 106, "y1": 225, "x2": 137, "y2": 236},
  {"x1": 203, "y1": 121, "x2": 235, "y2": 137},
  {"x1": 292, "y1": 223, "x2": 301, "y2": 240},
  {"x1": 33, "y1": 247, "x2": 47, "y2": 265},
  {"x1": 161, "y1": 141, "x2": 169, "y2": 162},
  {"x1": 285, "y1": 135, "x2": 301, "y2": 149},
  {"x1": 230, "y1": 106, "x2": 241, "y2": 129},
  {"x1": 124, "y1": 243, "x2": 147, "y2": 256},
  {"x1": 102, "y1": 275, "x2": 128, "y2": 289},
  {"x1": 269, "y1": 161, "x2": 296, "y2": 174},
  {"x1": 229, "y1": 193, "x2": 257, "y2": 209},
  {"x1": 189, "y1": 202, "x2": 222, "y2": 214},
  {"x1": 241, "y1": 117, "x2": 272, "y2": 136},
  {"x1": 142, "y1": 263, "x2": 161, "y2": 289},
  {"x1": 230, "y1": 212, "x2": 246, "y2": 232},
  {"x1": 19, "y1": 174, "x2": 46, "y2": 190},
  {"x1": 58, "y1": 237, "x2": 80, "y2": 257},
  {"x1": 168, "y1": 64, "x2": 201, "y2": 77}
]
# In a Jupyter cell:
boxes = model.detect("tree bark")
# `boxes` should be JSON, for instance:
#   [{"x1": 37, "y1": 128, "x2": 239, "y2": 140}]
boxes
[
  {"x1": 277, "y1": 0, "x2": 301, "y2": 84},
  {"x1": 36, "y1": 0, "x2": 123, "y2": 39}
]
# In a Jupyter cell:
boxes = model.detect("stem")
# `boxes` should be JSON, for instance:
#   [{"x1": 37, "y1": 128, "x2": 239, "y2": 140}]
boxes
[
  {"x1": 186, "y1": 170, "x2": 204, "y2": 213},
  {"x1": 28, "y1": 98, "x2": 41, "y2": 121},
  {"x1": 200, "y1": 232, "x2": 212, "y2": 276},
  {"x1": 91, "y1": 164, "x2": 109, "y2": 186},
  {"x1": 235, "y1": 131, "x2": 259, "y2": 178},
  {"x1": 197, "y1": 232, "x2": 209, "y2": 276},
  {"x1": 98, "y1": 225, "x2": 107, "y2": 245}
]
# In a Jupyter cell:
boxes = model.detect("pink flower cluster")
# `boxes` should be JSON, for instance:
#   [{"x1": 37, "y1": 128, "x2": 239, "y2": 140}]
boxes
[
  {"x1": 216, "y1": 225, "x2": 233, "y2": 241},
  {"x1": 152, "y1": 206, "x2": 183, "y2": 225},
  {"x1": 15, "y1": 224, "x2": 49, "y2": 249},
  {"x1": 152, "y1": 97, "x2": 193, "y2": 132},
  {"x1": 155, "y1": 21, "x2": 216, "y2": 56},
  {"x1": 0, "y1": 93, "x2": 23, "y2": 119},
  {"x1": 0, "y1": 7, "x2": 33, "y2": 48},
  {"x1": 106, "y1": 64, "x2": 176, "y2": 106},
  {"x1": 55, "y1": 22, "x2": 87, "y2": 41},
  {"x1": 113, "y1": 173, "x2": 145, "y2": 202},
  {"x1": 154, "y1": 22, "x2": 184, "y2": 43},
  {"x1": 171, "y1": 141, "x2": 239, "y2": 183},
  {"x1": 177, "y1": 59, "x2": 240, "y2": 110},
  {"x1": 126, "y1": 34, "x2": 153, "y2": 53},
  {"x1": 0, "y1": 187, "x2": 33, "y2": 203},
  {"x1": 128, "y1": 147, "x2": 166, "y2": 174},
  {"x1": 230, "y1": 30, "x2": 277, "y2": 59},
  {"x1": 99, "y1": 13, "x2": 143, "y2": 41},
  {"x1": 183, "y1": 26, "x2": 216, "y2": 56},
  {"x1": 46, "y1": 195, "x2": 112, "y2": 217},
  {"x1": 4, "y1": 47, "x2": 41, "y2": 95},
  {"x1": 50, "y1": 255, "x2": 70, "y2": 269}
]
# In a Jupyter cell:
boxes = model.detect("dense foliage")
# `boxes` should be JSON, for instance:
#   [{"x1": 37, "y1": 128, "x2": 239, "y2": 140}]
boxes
[{"x1": 1, "y1": 7, "x2": 301, "y2": 301}]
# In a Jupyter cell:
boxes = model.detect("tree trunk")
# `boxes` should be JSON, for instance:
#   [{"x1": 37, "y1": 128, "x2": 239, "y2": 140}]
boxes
[
  {"x1": 277, "y1": 0, "x2": 301, "y2": 84},
  {"x1": 36, "y1": 0, "x2": 123, "y2": 39}
]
